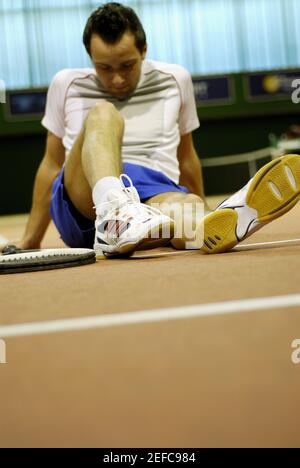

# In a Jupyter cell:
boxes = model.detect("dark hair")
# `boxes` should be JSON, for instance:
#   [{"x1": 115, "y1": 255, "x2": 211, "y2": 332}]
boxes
[{"x1": 83, "y1": 2, "x2": 147, "y2": 56}]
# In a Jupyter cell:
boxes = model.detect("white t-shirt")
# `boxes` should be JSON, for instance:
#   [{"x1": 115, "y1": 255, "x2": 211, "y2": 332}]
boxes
[{"x1": 42, "y1": 59, "x2": 200, "y2": 184}]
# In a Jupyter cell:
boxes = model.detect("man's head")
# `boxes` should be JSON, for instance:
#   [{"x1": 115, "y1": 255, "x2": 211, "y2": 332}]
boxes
[{"x1": 83, "y1": 2, "x2": 147, "y2": 100}]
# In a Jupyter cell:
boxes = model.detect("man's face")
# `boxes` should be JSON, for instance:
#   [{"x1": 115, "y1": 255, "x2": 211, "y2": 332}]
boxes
[{"x1": 90, "y1": 32, "x2": 147, "y2": 100}]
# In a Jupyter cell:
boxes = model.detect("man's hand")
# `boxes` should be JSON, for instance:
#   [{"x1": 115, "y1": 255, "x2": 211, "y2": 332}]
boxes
[{"x1": 0, "y1": 238, "x2": 41, "y2": 253}]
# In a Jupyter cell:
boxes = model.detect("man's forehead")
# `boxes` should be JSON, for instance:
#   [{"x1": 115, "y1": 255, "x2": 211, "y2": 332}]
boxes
[{"x1": 91, "y1": 32, "x2": 139, "y2": 61}]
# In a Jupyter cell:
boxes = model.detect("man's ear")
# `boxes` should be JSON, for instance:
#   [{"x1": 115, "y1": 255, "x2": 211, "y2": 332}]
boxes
[{"x1": 142, "y1": 44, "x2": 148, "y2": 60}]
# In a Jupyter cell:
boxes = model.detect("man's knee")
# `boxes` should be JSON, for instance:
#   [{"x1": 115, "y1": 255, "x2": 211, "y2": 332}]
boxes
[{"x1": 85, "y1": 101, "x2": 124, "y2": 131}]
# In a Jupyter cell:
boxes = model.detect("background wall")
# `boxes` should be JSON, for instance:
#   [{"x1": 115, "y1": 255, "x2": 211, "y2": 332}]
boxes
[
  {"x1": 1, "y1": 0, "x2": 300, "y2": 88},
  {"x1": 1, "y1": 68, "x2": 299, "y2": 215},
  {"x1": 1, "y1": 0, "x2": 300, "y2": 214}
]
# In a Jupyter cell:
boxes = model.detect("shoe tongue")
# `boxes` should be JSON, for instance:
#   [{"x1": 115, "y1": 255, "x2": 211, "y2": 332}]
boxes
[
  {"x1": 106, "y1": 189, "x2": 128, "y2": 204},
  {"x1": 96, "y1": 189, "x2": 131, "y2": 217}
]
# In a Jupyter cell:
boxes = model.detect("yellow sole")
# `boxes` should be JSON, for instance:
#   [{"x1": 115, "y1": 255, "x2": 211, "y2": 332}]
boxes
[
  {"x1": 198, "y1": 154, "x2": 300, "y2": 254},
  {"x1": 198, "y1": 209, "x2": 239, "y2": 254},
  {"x1": 246, "y1": 154, "x2": 300, "y2": 221}
]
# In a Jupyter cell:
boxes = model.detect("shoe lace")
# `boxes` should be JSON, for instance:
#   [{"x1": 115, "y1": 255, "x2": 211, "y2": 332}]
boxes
[
  {"x1": 120, "y1": 174, "x2": 166, "y2": 219},
  {"x1": 95, "y1": 174, "x2": 165, "y2": 220}
]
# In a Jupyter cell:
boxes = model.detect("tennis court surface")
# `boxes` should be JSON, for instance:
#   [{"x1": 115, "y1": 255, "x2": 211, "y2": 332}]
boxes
[{"x1": 0, "y1": 197, "x2": 300, "y2": 448}]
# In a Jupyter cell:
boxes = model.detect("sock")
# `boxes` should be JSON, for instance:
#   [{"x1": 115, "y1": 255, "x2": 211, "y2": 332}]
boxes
[{"x1": 92, "y1": 176, "x2": 125, "y2": 213}]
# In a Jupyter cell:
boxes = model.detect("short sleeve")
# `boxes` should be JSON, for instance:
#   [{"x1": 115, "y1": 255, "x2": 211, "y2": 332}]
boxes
[
  {"x1": 177, "y1": 67, "x2": 200, "y2": 136},
  {"x1": 41, "y1": 70, "x2": 68, "y2": 138}
]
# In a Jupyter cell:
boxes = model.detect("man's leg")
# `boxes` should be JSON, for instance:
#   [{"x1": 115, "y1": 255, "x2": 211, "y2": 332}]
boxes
[
  {"x1": 64, "y1": 101, "x2": 124, "y2": 220},
  {"x1": 145, "y1": 192, "x2": 207, "y2": 250},
  {"x1": 196, "y1": 154, "x2": 300, "y2": 254},
  {"x1": 146, "y1": 154, "x2": 300, "y2": 254},
  {"x1": 61, "y1": 101, "x2": 174, "y2": 255}
]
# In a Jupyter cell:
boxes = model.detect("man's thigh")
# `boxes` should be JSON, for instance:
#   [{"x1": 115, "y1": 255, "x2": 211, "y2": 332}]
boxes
[{"x1": 64, "y1": 128, "x2": 95, "y2": 220}]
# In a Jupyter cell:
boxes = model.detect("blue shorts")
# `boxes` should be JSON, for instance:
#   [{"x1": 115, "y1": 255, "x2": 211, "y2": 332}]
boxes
[{"x1": 50, "y1": 163, "x2": 189, "y2": 248}]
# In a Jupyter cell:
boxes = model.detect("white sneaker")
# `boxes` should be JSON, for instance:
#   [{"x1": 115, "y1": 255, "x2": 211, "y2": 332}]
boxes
[
  {"x1": 196, "y1": 154, "x2": 300, "y2": 254},
  {"x1": 93, "y1": 174, "x2": 175, "y2": 257}
]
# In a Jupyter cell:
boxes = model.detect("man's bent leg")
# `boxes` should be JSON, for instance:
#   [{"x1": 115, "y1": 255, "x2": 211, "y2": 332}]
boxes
[
  {"x1": 64, "y1": 101, "x2": 125, "y2": 220},
  {"x1": 62, "y1": 102, "x2": 174, "y2": 255}
]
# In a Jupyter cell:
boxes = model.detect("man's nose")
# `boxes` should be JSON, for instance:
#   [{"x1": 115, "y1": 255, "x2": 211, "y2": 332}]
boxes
[{"x1": 112, "y1": 73, "x2": 125, "y2": 88}]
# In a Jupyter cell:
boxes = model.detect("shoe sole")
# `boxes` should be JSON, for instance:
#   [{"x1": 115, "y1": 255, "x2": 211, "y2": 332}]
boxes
[
  {"x1": 198, "y1": 154, "x2": 300, "y2": 254},
  {"x1": 95, "y1": 220, "x2": 175, "y2": 258}
]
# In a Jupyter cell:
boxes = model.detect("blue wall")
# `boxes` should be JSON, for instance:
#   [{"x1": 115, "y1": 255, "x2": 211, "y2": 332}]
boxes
[{"x1": 1, "y1": 0, "x2": 300, "y2": 89}]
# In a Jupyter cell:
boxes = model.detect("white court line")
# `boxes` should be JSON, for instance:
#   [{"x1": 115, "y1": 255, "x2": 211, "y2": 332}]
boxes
[
  {"x1": 132, "y1": 238, "x2": 300, "y2": 259},
  {"x1": 233, "y1": 238, "x2": 300, "y2": 252},
  {"x1": 0, "y1": 293, "x2": 300, "y2": 339}
]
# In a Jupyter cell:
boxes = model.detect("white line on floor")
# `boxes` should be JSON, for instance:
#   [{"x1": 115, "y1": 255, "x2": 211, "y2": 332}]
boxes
[
  {"x1": 233, "y1": 238, "x2": 300, "y2": 252},
  {"x1": 1, "y1": 293, "x2": 300, "y2": 339},
  {"x1": 131, "y1": 238, "x2": 300, "y2": 259}
]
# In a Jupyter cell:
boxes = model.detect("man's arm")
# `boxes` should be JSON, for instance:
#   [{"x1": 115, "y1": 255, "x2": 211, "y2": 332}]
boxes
[
  {"x1": 17, "y1": 132, "x2": 65, "y2": 250},
  {"x1": 177, "y1": 132, "x2": 208, "y2": 206}
]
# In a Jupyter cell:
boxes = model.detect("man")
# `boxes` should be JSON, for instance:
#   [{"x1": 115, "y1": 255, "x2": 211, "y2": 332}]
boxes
[{"x1": 14, "y1": 3, "x2": 300, "y2": 257}]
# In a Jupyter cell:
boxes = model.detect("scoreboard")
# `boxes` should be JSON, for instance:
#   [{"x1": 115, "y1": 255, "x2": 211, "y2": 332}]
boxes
[{"x1": 6, "y1": 89, "x2": 47, "y2": 120}]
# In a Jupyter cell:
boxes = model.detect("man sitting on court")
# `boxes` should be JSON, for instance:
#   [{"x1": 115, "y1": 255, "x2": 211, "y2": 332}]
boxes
[{"x1": 15, "y1": 2, "x2": 300, "y2": 257}]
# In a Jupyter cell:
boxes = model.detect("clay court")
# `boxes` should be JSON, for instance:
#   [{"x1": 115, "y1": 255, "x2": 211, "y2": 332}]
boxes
[
  {"x1": 1, "y1": 0, "x2": 300, "y2": 450},
  {"x1": 0, "y1": 196, "x2": 300, "y2": 448}
]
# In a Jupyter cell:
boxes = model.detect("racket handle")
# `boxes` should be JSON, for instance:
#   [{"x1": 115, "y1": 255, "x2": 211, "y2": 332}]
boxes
[
  {"x1": 2, "y1": 245, "x2": 41, "y2": 256},
  {"x1": 2, "y1": 245, "x2": 20, "y2": 255}
]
